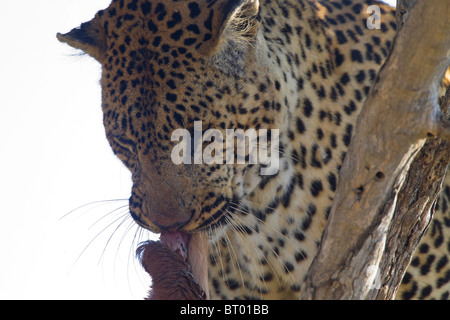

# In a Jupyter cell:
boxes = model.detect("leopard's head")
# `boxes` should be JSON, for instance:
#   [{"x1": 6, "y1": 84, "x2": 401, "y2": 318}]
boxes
[{"x1": 58, "y1": 0, "x2": 285, "y2": 234}]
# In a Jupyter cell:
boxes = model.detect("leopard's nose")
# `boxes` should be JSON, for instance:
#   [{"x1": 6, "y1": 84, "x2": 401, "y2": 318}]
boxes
[
  {"x1": 143, "y1": 176, "x2": 193, "y2": 232},
  {"x1": 139, "y1": 155, "x2": 197, "y2": 232},
  {"x1": 149, "y1": 209, "x2": 192, "y2": 232}
]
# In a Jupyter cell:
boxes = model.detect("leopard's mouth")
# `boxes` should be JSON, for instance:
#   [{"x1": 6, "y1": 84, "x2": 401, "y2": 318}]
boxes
[{"x1": 136, "y1": 194, "x2": 241, "y2": 299}]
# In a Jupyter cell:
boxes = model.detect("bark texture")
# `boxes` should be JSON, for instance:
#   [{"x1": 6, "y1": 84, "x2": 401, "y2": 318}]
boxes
[{"x1": 301, "y1": 0, "x2": 450, "y2": 300}]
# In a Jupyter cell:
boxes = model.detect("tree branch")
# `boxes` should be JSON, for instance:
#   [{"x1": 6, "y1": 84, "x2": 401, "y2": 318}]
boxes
[
  {"x1": 301, "y1": 0, "x2": 450, "y2": 300},
  {"x1": 395, "y1": 0, "x2": 415, "y2": 30}
]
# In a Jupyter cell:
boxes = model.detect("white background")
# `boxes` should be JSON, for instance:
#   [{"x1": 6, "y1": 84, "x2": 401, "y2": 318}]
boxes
[{"x1": 0, "y1": 0, "x2": 395, "y2": 299}]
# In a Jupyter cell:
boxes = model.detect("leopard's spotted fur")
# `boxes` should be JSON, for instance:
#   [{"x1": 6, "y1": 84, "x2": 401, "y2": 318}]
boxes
[{"x1": 58, "y1": 0, "x2": 450, "y2": 299}]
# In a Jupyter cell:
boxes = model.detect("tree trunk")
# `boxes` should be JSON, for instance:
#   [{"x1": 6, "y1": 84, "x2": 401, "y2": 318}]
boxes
[{"x1": 301, "y1": 0, "x2": 450, "y2": 300}]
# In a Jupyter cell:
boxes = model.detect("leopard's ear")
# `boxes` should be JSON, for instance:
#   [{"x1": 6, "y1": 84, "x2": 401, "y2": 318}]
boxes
[
  {"x1": 57, "y1": 11, "x2": 106, "y2": 61},
  {"x1": 216, "y1": 0, "x2": 260, "y2": 38},
  {"x1": 202, "y1": 0, "x2": 260, "y2": 53}
]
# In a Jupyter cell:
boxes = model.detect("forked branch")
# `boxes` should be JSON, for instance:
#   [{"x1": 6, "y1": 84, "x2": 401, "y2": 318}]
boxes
[{"x1": 301, "y1": 0, "x2": 450, "y2": 300}]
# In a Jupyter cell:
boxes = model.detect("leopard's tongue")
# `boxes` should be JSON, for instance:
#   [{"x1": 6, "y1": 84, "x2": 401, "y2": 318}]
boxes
[{"x1": 160, "y1": 231, "x2": 209, "y2": 299}]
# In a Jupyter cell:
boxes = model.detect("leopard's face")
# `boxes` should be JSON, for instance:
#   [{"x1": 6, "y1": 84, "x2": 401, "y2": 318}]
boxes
[{"x1": 59, "y1": 0, "x2": 283, "y2": 234}]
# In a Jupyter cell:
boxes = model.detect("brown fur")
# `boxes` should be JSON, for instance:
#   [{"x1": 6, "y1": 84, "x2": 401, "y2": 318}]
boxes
[{"x1": 137, "y1": 241, "x2": 205, "y2": 300}]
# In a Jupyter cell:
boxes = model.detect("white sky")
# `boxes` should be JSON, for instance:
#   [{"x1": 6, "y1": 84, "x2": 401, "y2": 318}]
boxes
[{"x1": 0, "y1": 0, "x2": 396, "y2": 300}]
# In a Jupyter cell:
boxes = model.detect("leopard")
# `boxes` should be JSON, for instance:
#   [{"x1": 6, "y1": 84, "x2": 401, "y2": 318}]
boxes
[{"x1": 57, "y1": 0, "x2": 450, "y2": 299}]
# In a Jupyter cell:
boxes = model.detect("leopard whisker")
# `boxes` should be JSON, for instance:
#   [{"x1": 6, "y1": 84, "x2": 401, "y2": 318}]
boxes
[
  {"x1": 60, "y1": 198, "x2": 129, "y2": 221},
  {"x1": 98, "y1": 208, "x2": 132, "y2": 265},
  {"x1": 89, "y1": 204, "x2": 130, "y2": 231},
  {"x1": 228, "y1": 201, "x2": 299, "y2": 283},
  {"x1": 224, "y1": 211, "x2": 270, "y2": 297},
  {"x1": 231, "y1": 200, "x2": 311, "y2": 276},
  {"x1": 222, "y1": 213, "x2": 247, "y2": 288},
  {"x1": 226, "y1": 206, "x2": 284, "y2": 286},
  {"x1": 209, "y1": 222, "x2": 230, "y2": 285},
  {"x1": 127, "y1": 221, "x2": 152, "y2": 294},
  {"x1": 70, "y1": 207, "x2": 129, "y2": 272}
]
